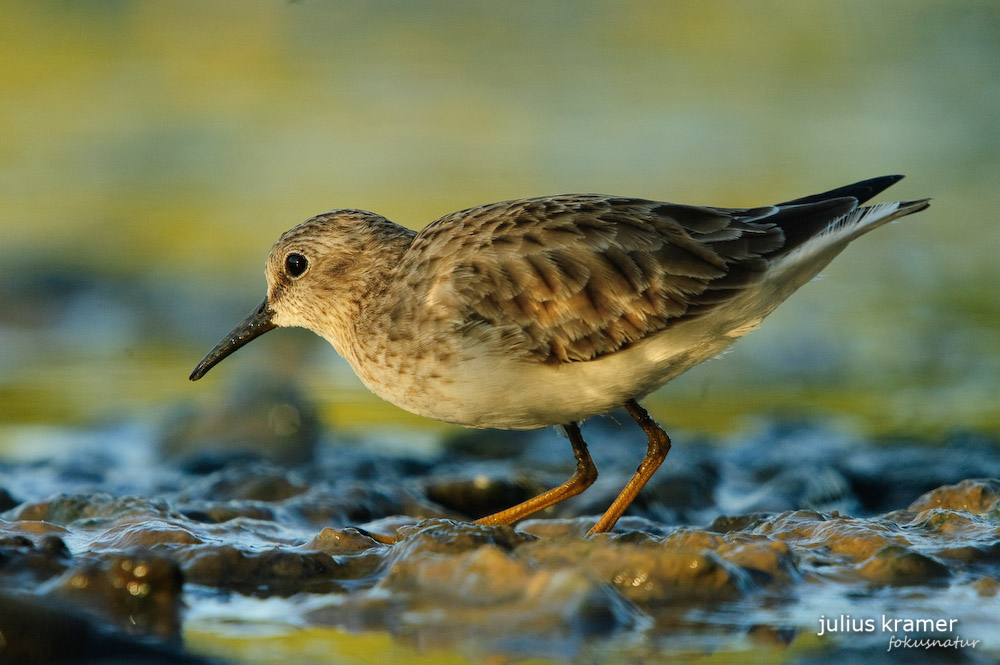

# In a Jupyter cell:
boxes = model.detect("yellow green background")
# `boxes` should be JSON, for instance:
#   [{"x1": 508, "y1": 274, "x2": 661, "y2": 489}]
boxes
[{"x1": 1, "y1": 1, "x2": 998, "y2": 438}]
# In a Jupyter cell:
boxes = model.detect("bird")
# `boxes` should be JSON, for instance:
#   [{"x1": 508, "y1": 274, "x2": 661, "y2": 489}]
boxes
[{"x1": 190, "y1": 175, "x2": 929, "y2": 537}]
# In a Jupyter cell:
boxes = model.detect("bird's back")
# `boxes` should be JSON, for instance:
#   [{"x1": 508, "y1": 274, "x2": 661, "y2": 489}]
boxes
[{"x1": 390, "y1": 177, "x2": 926, "y2": 366}]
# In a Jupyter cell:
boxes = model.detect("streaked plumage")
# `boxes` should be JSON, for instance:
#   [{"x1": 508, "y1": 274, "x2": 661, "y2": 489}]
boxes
[{"x1": 191, "y1": 175, "x2": 929, "y2": 535}]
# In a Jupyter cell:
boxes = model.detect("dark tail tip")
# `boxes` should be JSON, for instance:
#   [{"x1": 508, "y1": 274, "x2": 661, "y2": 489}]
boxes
[{"x1": 778, "y1": 175, "x2": 905, "y2": 207}]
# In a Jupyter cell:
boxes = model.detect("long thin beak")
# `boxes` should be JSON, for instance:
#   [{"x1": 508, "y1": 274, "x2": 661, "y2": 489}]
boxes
[{"x1": 189, "y1": 298, "x2": 277, "y2": 381}]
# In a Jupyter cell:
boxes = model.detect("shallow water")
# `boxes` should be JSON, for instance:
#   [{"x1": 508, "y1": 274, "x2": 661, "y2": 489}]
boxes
[
  {"x1": 1, "y1": 1, "x2": 999, "y2": 438},
  {"x1": 2, "y1": 2, "x2": 1000, "y2": 664},
  {"x1": 2, "y1": 412, "x2": 999, "y2": 663}
]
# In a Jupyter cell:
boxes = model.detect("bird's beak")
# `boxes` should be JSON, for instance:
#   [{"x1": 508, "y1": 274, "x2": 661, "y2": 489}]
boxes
[{"x1": 189, "y1": 298, "x2": 277, "y2": 381}]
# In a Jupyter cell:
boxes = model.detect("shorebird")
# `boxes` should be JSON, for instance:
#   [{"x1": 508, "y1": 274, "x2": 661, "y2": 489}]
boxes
[{"x1": 190, "y1": 175, "x2": 929, "y2": 536}]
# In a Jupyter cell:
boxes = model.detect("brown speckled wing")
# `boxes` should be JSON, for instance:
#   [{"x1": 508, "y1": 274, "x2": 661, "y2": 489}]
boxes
[{"x1": 400, "y1": 194, "x2": 851, "y2": 363}]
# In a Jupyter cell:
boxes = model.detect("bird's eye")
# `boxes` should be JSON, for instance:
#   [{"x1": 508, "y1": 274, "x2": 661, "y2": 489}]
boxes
[{"x1": 284, "y1": 252, "x2": 308, "y2": 277}]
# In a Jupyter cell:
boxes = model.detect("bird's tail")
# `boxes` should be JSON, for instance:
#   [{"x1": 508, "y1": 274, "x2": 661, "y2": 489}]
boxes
[
  {"x1": 766, "y1": 195, "x2": 930, "y2": 299},
  {"x1": 832, "y1": 197, "x2": 931, "y2": 241}
]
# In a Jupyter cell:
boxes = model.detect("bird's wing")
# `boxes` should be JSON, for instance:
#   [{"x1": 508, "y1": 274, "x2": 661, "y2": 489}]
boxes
[{"x1": 397, "y1": 193, "x2": 858, "y2": 363}]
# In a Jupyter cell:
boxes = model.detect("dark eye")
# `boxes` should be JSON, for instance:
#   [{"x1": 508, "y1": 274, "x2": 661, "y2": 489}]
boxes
[{"x1": 284, "y1": 252, "x2": 308, "y2": 277}]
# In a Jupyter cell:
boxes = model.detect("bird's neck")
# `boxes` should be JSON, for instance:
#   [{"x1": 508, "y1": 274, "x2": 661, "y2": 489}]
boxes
[{"x1": 317, "y1": 225, "x2": 417, "y2": 370}]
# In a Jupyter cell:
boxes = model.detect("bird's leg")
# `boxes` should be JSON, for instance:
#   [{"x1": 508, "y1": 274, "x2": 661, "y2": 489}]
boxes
[
  {"x1": 475, "y1": 422, "x2": 597, "y2": 526},
  {"x1": 588, "y1": 399, "x2": 671, "y2": 534}
]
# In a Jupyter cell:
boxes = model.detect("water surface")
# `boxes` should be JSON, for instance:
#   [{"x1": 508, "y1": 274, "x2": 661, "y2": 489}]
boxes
[{"x1": 1, "y1": 2, "x2": 998, "y2": 663}]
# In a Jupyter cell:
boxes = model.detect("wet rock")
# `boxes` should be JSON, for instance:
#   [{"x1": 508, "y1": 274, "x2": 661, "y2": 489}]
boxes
[
  {"x1": 176, "y1": 461, "x2": 308, "y2": 502},
  {"x1": 900, "y1": 508, "x2": 1000, "y2": 566},
  {"x1": 0, "y1": 591, "x2": 215, "y2": 665},
  {"x1": 53, "y1": 452, "x2": 113, "y2": 485},
  {"x1": 180, "y1": 501, "x2": 277, "y2": 524},
  {"x1": 160, "y1": 379, "x2": 321, "y2": 467},
  {"x1": 3, "y1": 417, "x2": 1000, "y2": 663},
  {"x1": 441, "y1": 427, "x2": 542, "y2": 461},
  {"x1": 856, "y1": 545, "x2": 951, "y2": 586},
  {"x1": 713, "y1": 534, "x2": 800, "y2": 586},
  {"x1": 9, "y1": 493, "x2": 176, "y2": 526},
  {"x1": 972, "y1": 577, "x2": 999, "y2": 597},
  {"x1": 379, "y1": 544, "x2": 540, "y2": 602},
  {"x1": 88, "y1": 518, "x2": 205, "y2": 550},
  {"x1": 0, "y1": 519, "x2": 69, "y2": 537},
  {"x1": 842, "y1": 433, "x2": 1000, "y2": 515},
  {"x1": 37, "y1": 533, "x2": 71, "y2": 559},
  {"x1": 309, "y1": 543, "x2": 643, "y2": 657},
  {"x1": 521, "y1": 535, "x2": 751, "y2": 605},
  {"x1": 286, "y1": 481, "x2": 438, "y2": 528},
  {"x1": 306, "y1": 445, "x2": 437, "y2": 484},
  {"x1": 903, "y1": 508, "x2": 991, "y2": 536},
  {"x1": 391, "y1": 519, "x2": 537, "y2": 557},
  {"x1": 632, "y1": 458, "x2": 721, "y2": 518},
  {"x1": 518, "y1": 515, "x2": 676, "y2": 539},
  {"x1": 931, "y1": 540, "x2": 1000, "y2": 566},
  {"x1": 351, "y1": 514, "x2": 425, "y2": 542},
  {"x1": 421, "y1": 469, "x2": 549, "y2": 521},
  {"x1": 707, "y1": 512, "x2": 773, "y2": 533},
  {"x1": 0, "y1": 527, "x2": 72, "y2": 583},
  {"x1": 55, "y1": 551, "x2": 184, "y2": 642},
  {"x1": 303, "y1": 526, "x2": 390, "y2": 554},
  {"x1": 174, "y1": 543, "x2": 381, "y2": 596},
  {"x1": 906, "y1": 478, "x2": 1000, "y2": 515},
  {"x1": 751, "y1": 511, "x2": 911, "y2": 564},
  {"x1": 721, "y1": 425, "x2": 863, "y2": 515},
  {"x1": 175, "y1": 449, "x2": 276, "y2": 475},
  {"x1": 281, "y1": 449, "x2": 448, "y2": 528}
]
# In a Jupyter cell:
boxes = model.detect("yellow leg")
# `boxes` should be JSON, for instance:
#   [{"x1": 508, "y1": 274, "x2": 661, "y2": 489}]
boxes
[
  {"x1": 588, "y1": 399, "x2": 671, "y2": 534},
  {"x1": 476, "y1": 422, "x2": 597, "y2": 526}
]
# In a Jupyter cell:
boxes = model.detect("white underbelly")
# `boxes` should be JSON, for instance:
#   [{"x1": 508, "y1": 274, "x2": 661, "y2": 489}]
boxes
[{"x1": 370, "y1": 308, "x2": 760, "y2": 429}]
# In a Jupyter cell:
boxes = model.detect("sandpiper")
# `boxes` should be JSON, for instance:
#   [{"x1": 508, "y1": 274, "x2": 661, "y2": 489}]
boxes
[{"x1": 191, "y1": 175, "x2": 929, "y2": 535}]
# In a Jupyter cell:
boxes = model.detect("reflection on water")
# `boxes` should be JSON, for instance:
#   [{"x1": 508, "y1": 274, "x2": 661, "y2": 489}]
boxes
[
  {"x1": 0, "y1": 1, "x2": 998, "y2": 437},
  {"x1": 2, "y1": 416, "x2": 1000, "y2": 663},
  {"x1": 0, "y1": 2, "x2": 999, "y2": 664}
]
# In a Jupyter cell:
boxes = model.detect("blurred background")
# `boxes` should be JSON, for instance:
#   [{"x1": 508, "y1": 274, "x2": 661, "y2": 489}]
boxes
[{"x1": 1, "y1": 0, "x2": 998, "y2": 453}]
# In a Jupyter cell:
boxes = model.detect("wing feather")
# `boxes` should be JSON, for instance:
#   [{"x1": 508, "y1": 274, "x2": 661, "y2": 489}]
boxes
[{"x1": 393, "y1": 193, "x2": 852, "y2": 363}]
